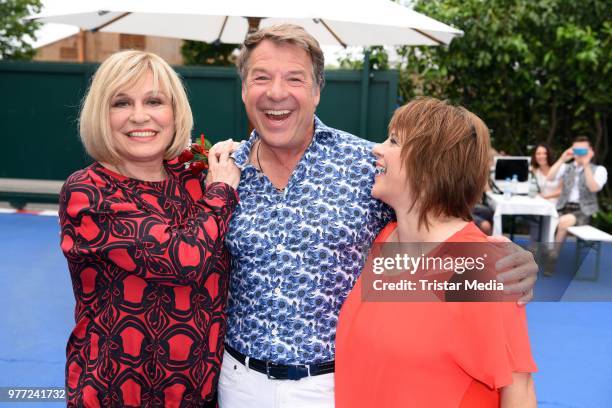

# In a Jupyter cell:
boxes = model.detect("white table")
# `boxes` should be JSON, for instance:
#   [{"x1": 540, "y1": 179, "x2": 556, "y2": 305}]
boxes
[{"x1": 486, "y1": 192, "x2": 559, "y2": 242}]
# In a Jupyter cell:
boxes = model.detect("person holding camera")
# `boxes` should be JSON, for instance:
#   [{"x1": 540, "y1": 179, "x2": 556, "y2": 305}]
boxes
[{"x1": 546, "y1": 136, "x2": 608, "y2": 262}]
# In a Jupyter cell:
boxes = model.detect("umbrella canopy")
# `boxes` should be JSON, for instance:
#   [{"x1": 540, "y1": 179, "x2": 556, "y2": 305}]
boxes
[{"x1": 33, "y1": 0, "x2": 462, "y2": 46}]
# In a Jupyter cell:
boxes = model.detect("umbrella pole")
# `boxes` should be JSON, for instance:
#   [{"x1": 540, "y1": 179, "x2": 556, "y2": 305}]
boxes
[
  {"x1": 77, "y1": 29, "x2": 86, "y2": 62},
  {"x1": 359, "y1": 50, "x2": 371, "y2": 137},
  {"x1": 247, "y1": 17, "x2": 262, "y2": 34}
]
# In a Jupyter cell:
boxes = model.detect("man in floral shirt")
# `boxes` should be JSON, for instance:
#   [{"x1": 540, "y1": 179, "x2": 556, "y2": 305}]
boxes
[{"x1": 216, "y1": 24, "x2": 537, "y2": 408}]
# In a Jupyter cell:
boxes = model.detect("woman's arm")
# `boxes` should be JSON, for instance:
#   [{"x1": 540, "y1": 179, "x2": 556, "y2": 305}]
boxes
[
  {"x1": 500, "y1": 372, "x2": 536, "y2": 408},
  {"x1": 541, "y1": 185, "x2": 561, "y2": 200}
]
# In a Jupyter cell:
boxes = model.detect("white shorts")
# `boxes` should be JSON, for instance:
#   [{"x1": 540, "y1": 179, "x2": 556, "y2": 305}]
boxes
[{"x1": 217, "y1": 350, "x2": 335, "y2": 408}]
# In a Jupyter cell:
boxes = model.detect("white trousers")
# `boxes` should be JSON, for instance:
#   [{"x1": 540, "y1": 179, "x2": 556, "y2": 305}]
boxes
[{"x1": 217, "y1": 350, "x2": 335, "y2": 408}]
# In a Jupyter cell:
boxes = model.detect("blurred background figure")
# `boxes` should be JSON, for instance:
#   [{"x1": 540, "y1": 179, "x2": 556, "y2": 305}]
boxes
[
  {"x1": 531, "y1": 143, "x2": 562, "y2": 204},
  {"x1": 471, "y1": 147, "x2": 499, "y2": 235},
  {"x1": 551, "y1": 136, "x2": 608, "y2": 241},
  {"x1": 473, "y1": 194, "x2": 494, "y2": 235},
  {"x1": 544, "y1": 136, "x2": 608, "y2": 273},
  {"x1": 528, "y1": 143, "x2": 562, "y2": 244}
]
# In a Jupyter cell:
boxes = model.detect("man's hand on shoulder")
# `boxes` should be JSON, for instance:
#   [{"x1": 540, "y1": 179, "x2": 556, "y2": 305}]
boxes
[{"x1": 487, "y1": 234, "x2": 537, "y2": 306}]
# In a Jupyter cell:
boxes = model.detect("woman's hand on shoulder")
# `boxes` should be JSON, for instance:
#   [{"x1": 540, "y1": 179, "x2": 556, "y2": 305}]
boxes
[{"x1": 207, "y1": 139, "x2": 241, "y2": 189}]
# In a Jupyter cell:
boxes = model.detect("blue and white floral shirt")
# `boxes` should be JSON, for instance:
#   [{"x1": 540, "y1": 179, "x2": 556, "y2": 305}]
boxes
[{"x1": 225, "y1": 117, "x2": 392, "y2": 364}]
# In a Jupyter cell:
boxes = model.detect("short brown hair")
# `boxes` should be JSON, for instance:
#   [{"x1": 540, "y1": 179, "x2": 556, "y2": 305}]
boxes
[
  {"x1": 573, "y1": 135, "x2": 591, "y2": 145},
  {"x1": 236, "y1": 24, "x2": 325, "y2": 89},
  {"x1": 79, "y1": 50, "x2": 193, "y2": 164},
  {"x1": 389, "y1": 97, "x2": 491, "y2": 229}
]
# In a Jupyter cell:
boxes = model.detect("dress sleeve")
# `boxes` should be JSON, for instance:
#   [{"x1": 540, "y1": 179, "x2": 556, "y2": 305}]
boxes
[
  {"x1": 59, "y1": 172, "x2": 239, "y2": 285},
  {"x1": 450, "y1": 302, "x2": 537, "y2": 390},
  {"x1": 196, "y1": 182, "x2": 239, "y2": 238}
]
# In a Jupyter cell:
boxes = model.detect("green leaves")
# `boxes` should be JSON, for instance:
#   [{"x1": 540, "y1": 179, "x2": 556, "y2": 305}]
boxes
[
  {"x1": 337, "y1": 46, "x2": 390, "y2": 70},
  {"x1": 399, "y1": 0, "x2": 610, "y2": 165},
  {"x1": 180, "y1": 41, "x2": 239, "y2": 66},
  {"x1": 0, "y1": 0, "x2": 42, "y2": 60}
]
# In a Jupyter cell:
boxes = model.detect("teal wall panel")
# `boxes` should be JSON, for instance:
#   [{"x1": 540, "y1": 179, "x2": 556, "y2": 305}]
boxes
[
  {"x1": 179, "y1": 67, "x2": 249, "y2": 141},
  {"x1": 0, "y1": 61, "x2": 398, "y2": 181}
]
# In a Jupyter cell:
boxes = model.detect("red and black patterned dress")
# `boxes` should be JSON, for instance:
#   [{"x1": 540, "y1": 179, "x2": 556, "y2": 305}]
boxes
[{"x1": 59, "y1": 161, "x2": 238, "y2": 407}]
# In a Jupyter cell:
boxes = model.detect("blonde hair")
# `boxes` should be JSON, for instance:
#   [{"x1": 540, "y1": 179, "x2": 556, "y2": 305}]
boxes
[
  {"x1": 79, "y1": 50, "x2": 193, "y2": 164},
  {"x1": 236, "y1": 24, "x2": 325, "y2": 89}
]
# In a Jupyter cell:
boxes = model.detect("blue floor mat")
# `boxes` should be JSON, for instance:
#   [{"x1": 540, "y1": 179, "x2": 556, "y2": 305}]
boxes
[{"x1": 0, "y1": 213, "x2": 610, "y2": 407}]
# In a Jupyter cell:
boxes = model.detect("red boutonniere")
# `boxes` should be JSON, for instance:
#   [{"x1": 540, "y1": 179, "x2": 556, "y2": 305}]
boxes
[{"x1": 178, "y1": 133, "x2": 213, "y2": 175}]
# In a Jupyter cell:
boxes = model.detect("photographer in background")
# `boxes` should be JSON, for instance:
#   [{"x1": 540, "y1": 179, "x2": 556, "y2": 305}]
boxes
[{"x1": 545, "y1": 136, "x2": 608, "y2": 266}]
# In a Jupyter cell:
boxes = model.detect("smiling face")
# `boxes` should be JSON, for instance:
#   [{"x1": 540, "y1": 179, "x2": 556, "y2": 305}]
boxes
[
  {"x1": 373, "y1": 98, "x2": 491, "y2": 229},
  {"x1": 241, "y1": 40, "x2": 320, "y2": 151},
  {"x1": 534, "y1": 146, "x2": 549, "y2": 167},
  {"x1": 109, "y1": 71, "x2": 175, "y2": 166},
  {"x1": 371, "y1": 131, "x2": 409, "y2": 209}
]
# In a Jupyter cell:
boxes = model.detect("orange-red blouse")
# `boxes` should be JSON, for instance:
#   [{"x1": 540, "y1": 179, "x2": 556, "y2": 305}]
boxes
[{"x1": 335, "y1": 222, "x2": 536, "y2": 407}]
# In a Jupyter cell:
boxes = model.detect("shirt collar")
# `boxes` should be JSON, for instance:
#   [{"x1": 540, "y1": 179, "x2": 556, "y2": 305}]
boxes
[
  {"x1": 572, "y1": 161, "x2": 585, "y2": 172},
  {"x1": 231, "y1": 115, "x2": 334, "y2": 170},
  {"x1": 231, "y1": 133, "x2": 256, "y2": 170},
  {"x1": 312, "y1": 116, "x2": 334, "y2": 140}
]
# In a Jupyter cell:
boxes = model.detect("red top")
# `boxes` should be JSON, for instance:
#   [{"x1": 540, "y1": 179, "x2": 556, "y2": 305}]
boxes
[
  {"x1": 59, "y1": 162, "x2": 238, "y2": 407},
  {"x1": 335, "y1": 222, "x2": 536, "y2": 407}
]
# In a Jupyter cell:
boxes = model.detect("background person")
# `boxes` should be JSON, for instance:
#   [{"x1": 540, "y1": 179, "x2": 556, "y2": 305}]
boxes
[
  {"x1": 335, "y1": 97, "x2": 537, "y2": 408},
  {"x1": 546, "y1": 136, "x2": 608, "y2": 260},
  {"x1": 531, "y1": 143, "x2": 561, "y2": 203},
  {"x1": 59, "y1": 50, "x2": 240, "y2": 407},
  {"x1": 472, "y1": 192, "x2": 494, "y2": 235},
  {"x1": 529, "y1": 143, "x2": 562, "y2": 244}
]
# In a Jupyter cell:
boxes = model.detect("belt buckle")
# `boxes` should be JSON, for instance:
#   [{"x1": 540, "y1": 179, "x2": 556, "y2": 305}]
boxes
[
  {"x1": 266, "y1": 361, "x2": 275, "y2": 379},
  {"x1": 287, "y1": 365, "x2": 309, "y2": 381}
]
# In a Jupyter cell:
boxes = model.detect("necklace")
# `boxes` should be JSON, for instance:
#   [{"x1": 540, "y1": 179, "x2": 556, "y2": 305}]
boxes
[
  {"x1": 256, "y1": 139, "x2": 264, "y2": 173},
  {"x1": 256, "y1": 140, "x2": 285, "y2": 192}
]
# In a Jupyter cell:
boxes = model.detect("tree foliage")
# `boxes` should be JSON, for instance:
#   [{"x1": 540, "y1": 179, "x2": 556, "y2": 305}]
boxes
[
  {"x1": 0, "y1": 0, "x2": 42, "y2": 60},
  {"x1": 337, "y1": 46, "x2": 390, "y2": 70},
  {"x1": 181, "y1": 40, "x2": 239, "y2": 66},
  {"x1": 398, "y1": 0, "x2": 610, "y2": 166}
]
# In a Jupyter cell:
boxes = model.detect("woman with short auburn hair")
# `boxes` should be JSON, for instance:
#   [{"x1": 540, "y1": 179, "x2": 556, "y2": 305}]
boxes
[
  {"x1": 60, "y1": 50, "x2": 240, "y2": 407},
  {"x1": 335, "y1": 97, "x2": 537, "y2": 407}
]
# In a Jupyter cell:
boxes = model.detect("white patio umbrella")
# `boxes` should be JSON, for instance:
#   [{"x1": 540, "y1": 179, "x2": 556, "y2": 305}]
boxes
[{"x1": 32, "y1": 0, "x2": 462, "y2": 47}]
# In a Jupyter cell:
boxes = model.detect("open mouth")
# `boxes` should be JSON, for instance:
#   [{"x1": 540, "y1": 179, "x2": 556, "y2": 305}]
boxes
[
  {"x1": 375, "y1": 162, "x2": 387, "y2": 176},
  {"x1": 264, "y1": 109, "x2": 291, "y2": 121}
]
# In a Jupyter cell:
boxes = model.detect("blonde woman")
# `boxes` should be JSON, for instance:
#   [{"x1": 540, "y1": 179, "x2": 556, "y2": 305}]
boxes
[{"x1": 59, "y1": 50, "x2": 240, "y2": 407}]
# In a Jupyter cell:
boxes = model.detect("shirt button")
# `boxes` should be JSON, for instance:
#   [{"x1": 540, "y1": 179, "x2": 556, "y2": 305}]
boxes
[
  {"x1": 274, "y1": 287, "x2": 281, "y2": 295},
  {"x1": 276, "y1": 244, "x2": 284, "y2": 251},
  {"x1": 271, "y1": 328, "x2": 279, "y2": 336}
]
